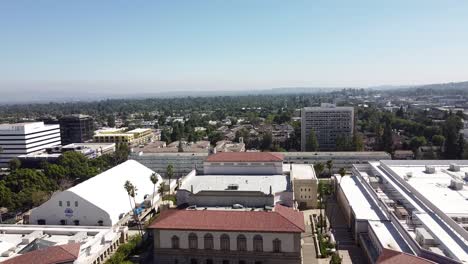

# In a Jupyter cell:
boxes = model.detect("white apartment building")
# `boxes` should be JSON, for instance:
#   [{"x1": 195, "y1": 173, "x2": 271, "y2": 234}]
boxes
[
  {"x1": 0, "y1": 122, "x2": 61, "y2": 167},
  {"x1": 301, "y1": 103, "x2": 354, "y2": 151}
]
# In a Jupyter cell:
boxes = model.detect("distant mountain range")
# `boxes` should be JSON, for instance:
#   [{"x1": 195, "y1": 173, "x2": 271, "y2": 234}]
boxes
[{"x1": 0, "y1": 81, "x2": 466, "y2": 105}]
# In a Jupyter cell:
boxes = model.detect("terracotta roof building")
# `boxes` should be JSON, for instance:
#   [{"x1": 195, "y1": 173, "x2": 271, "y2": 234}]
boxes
[
  {"x1": 377, "y1": 249, "x2": 436, "y2": 264},
  {"x1": 206, "y1": 152, "x2": 284, "y2": 163},
  {"x1": 149, "y1": 205, "x2": 305, "y2": 264},
  {"x1": 3, "y1": 243, "x2": 80, "y2": 264}
]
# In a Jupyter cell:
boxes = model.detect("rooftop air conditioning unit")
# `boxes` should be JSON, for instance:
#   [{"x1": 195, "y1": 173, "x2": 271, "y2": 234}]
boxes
[
  {"x1": 406, "y1": 172, "x2": 413, "y2": 178},
  {"x1": 425, "y1": 165, "x2": 436, "y2": 174},
  {"x1": 450, "y1": 179, "x2": 464, "y2": 191},
  {"x1": 449, "y1": 163, "x2": 460, "y2": 172}
]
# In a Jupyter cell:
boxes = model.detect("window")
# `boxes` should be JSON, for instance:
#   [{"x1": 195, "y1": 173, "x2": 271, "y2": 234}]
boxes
[
  {"x1": 66, "y1": 201, "x2": 70, "y2": 207},
  {"x1": 190, "y1": 259, "x2": 198, "y2": 264},
  {"x1": 171, "y1": 236, "x2": 180, "y2": 249},
  {"x1": 59, "y1": 201, "x2": 62, "y2": 207},
  {"x1": 98, "y1": 220, "x2": 104, "y2": 226},
  {"x1": 220, "y1": 234, "x2": 230, "y2": 251},
  {"x1": 189, "y1": 233, "x2": 198, "y2": 249},
  {"x1": 239, "y1": 261, "x2": 246, "y2": 264},
  {"x1": 37, "y1": 219, "x2": 46, "y2": 225},
  {"x1": 222, "y1": 261, "x2": 229, "y2": 264},
  {"x1": 75, "y1": 201, "x2": 78, "y2": 207},
  {"x1": 204, "y1": 233, "x2": 214, "y2": 250},
  {"x1": 273, "y1": 239, "x2": 281, "y2": 252},
  {"x1": 73, "y1": 220, "x2": 80, "y2": 226},
  {"x1": 60, "y1": 219, "x2": 67, "y2": 225},
  {"x1": 253, "y1": 235, "x2": 263, "y2": 252},
  {"x1": 237, "y1": 235, "x2": 246, "y2": 251},
  {"x1": 206, "y1": 260, "x2": 213, "y2": 264}
]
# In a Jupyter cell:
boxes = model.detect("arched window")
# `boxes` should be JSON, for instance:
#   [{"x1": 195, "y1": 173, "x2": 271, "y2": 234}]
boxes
[
  {"x1": 189, "y1": 233, "x2": 198, "y2": 249},
  {"x1": 273, "y1": 238, "x2": 281, "y2": 252},
  {"x1": 253, "y1": 235, "x2": 263, "y2": 252},
  {"x1": 171, "y1": 235, "x2": 180, "y2": 249},
  {"x1": 220, "y1": 234, "x2": 230, "y2": 251},
  {"x1": 237, "y1": 234, "x2": 246, "y2": 251},
  {"x1": 204, "y1": 233, "x2": 214, "y2": 250}
]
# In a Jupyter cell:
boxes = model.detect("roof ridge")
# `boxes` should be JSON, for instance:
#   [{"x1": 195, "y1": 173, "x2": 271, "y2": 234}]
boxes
[
  {"x1": 58, "y1": 243, "x2": 80, "y2": 258},
  {"x1": 274, "y1": 206, "x2": 305, "y2": 232}
]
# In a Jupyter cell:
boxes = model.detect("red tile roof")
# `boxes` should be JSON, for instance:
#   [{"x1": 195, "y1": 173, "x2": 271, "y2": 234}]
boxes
[
  {"x1": 149, "y1": 206, "x2": 304, "y2": 233},
  {"x1": 3, "y1": 243, "x2": 80, "y2": 264},
  {"x1": 377, "y1": 248, "x2": 435, "y2": 264},
  {"x1": 206, "y1": 152, "x2": 284, "y2": 162}
]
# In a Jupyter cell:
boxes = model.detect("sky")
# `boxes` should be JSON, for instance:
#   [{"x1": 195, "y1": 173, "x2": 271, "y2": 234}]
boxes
[{"x1": 1, "y1": 0, "x2": 468, "y2": 95}]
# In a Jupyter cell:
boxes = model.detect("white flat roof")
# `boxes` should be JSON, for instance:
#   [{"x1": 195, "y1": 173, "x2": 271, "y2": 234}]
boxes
[
  {"x1": 180, "y1": 174, "x2": 289, "y2": 194},
  {"x1": 0, "y1": 225, "x2": 119, "y2": 262},
  {"x1": 368, "y1": 220, "x2": 412, "y2": 253},
  {"x1": 381, "y1": 161, "x2": 468, "y2": 216},
  {"x1": 339, "y1": 176, "x2": 386, "y2": 221},
  {"x1": 291, "y1": 164, "x2": 317, "y2": 180}
]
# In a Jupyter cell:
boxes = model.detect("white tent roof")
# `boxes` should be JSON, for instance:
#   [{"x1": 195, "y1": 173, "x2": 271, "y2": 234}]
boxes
[{"x1": 67, "y1": 160, "x2": 161, "y2": 224}]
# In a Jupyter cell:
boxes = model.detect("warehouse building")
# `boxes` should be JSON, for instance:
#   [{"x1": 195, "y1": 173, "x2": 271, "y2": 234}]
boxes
[{"x1": 29, "y1": 160, "x2": 162, "y2": 226}]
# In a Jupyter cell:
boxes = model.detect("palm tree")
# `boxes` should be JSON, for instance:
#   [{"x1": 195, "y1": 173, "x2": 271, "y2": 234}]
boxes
[
  {"x1": 150, "y1": 173, "x2": 159, "y2": 207},
  {"x1": 338, "y1": 167, "x2": 346, "y2": 177},
  {"x1": 124, "y1": 181, "x2": 142, "y2": 235},
  {"x1": 166, "y1": 164, "x2": 174, "y2": 194},
  {"x1": 158, "y1": 184, "x2": 165, "y2": 205},
  {"x1": 326, "y1": 160, "x2": 333, "y2": 176},
  {"x1": 314, "y1": 162, "x2": 325, "y2": 177}
]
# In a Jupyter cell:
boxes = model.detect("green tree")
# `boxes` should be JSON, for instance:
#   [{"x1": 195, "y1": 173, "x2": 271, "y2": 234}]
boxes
[
  {"x1": 431, "y1": 134, "x2": 445, "y2": 147},
  {"x1": 124, "y1": 181, "x2": 142, "y2": 235},
  {"x1": 208, "y1": 131, "x2": 224, "y2": 145},
  {"x1": 442, "y1": 115, "x2": 463, "y2": 159},
  {"x1": 0, "y1": 181, "x2": 13, "y2": 210},
  {"x1": 314, "y1": 162, "x2": 325, "y2": 177},
  {"x1": 166, "y1": 164, "x2": 174, "y2": 195},
  {"x1": 260, "y1": 132, "x2": 273, "y2": 151},
  {"x1": 149, "y1": 173, "x2": 159, "y2": 208},
  {"x1": 9, "y1": 158, "x2": 21, "y2": 171},
  {"x1": 352, "y1": 133, "x2": 364, "y2": 151},
  {"x1": 306, "y1": 130, "x2": 319, "y2": 151},
  {"x1": 409, "y1": 136, "x2": 427, "y2": 152},
  {"x1": 107, "y1": 115, "x2": 116, "y2": 127},
  {"x1": 338, "y1": 167, "x2": 346, "y2": 177},
  {"x1": 381, "y1": 123, "x2": 394, "y2": 154},
  {"x1": 326, "y1": 160, "x2": 333, "y2": 176}
]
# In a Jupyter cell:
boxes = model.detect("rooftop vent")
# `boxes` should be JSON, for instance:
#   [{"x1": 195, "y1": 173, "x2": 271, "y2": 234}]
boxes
[
  {"x1": 227, "y1": 184, "x2": 239, "y2": 190},
  {"x1": 449, "y1": 163, "x2": 461, "y2": 172},
  {"x1": 425, "y1": 165, "x2": 436, "y2": 174},
  {"x1": 406, "y1": 172, "x2": 413, "y2": 178},
  {"x1": 464, "y1": 172, "x2": 468, "y2": 181},
  {"x1": 450, "y1": 179, "x2": 464, "y2": 191}
]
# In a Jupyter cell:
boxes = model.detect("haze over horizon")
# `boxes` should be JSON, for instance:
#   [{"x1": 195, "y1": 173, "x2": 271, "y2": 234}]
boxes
[{"x1": 2, "y1": 1, "x2": 468, "y2": 96}]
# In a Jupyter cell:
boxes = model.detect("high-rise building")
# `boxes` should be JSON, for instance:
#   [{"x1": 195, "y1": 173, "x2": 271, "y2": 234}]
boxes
[
  {"x1": 301, "y1": 103, "x2": 354, "y2": 151},
  {"x1": 59, "y1": 114, "x2": 94, "y2": 145},
  {"x1": 0, "y1": 122, "x2": 61, "y2": 167}
]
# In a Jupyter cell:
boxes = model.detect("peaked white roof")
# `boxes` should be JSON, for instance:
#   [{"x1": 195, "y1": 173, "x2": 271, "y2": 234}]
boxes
[{"x1": 67, "y1": 160, "x2": 160, "y2": 224}]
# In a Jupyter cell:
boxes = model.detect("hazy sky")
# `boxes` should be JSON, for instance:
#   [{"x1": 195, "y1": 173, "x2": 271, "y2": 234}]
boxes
[{"x1": 1, "y1": 0, "x2": 468, "y2": 93}]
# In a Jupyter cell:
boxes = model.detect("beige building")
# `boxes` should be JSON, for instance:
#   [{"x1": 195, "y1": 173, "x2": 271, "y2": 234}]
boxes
[
  {"x1": 301, "y1": 103, "x2": 354, "y2": 151},
  {"x1": 93, "y1": 127, "x2": 153, "y2": 146},
  {"x1": 289, "y1": 164, "x2": 318, "y2": 209}
]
